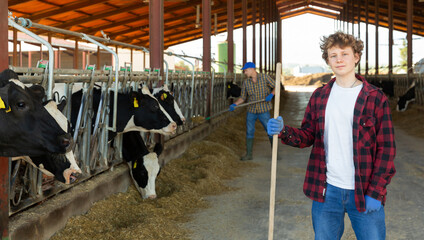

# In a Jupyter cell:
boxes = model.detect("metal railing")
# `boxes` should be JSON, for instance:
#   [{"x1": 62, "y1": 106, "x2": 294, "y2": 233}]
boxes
[{"x1": 8, "y1": 67, "x2": 245, "y2": 216}]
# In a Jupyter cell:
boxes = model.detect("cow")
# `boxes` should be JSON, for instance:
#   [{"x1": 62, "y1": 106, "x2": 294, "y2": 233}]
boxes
[
  {"x1": 70, "y1": 86, "x2": 177, "y2": 140},
  {"x1": 372, "y1": 80, "x2": 395, "y2": 97},
  {"x1": 414, "y1": 58, "x2": 424, "y2": 74},
  {"x1": 0, "y1": 69, "x2": 72, "y2": 157},
  {"x1": 226, "y1": 81, "x2": 241, "y2": 99},
  {"x1": 397, "y1": 82, "x2": 416, "y2": 112},
  {"x1": 122, "y1": 131, "x2": 162, "y2": 199},
  {"x1": 152, "y1": 84, "x2": 185, "y2": 126},
  {"x1": 11, "y1": 96, "x2": 81, "y2": 184}
]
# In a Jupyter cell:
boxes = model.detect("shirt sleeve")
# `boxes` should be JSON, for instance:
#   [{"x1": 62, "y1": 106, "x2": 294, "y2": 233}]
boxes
[{"x1": 266, "y1": 74, "x2": 276, "y2": 89}]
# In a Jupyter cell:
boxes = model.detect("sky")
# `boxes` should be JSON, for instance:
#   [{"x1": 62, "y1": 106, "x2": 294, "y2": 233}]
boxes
[{"x1": 168, "y1": 13, "x2": 424, "y2": 71}]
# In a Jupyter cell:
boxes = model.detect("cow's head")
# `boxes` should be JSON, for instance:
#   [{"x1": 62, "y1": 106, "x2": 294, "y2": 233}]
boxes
[
  {"x1": 124, "y1": 86, "x2": 177, "y2": 135},
  {"x1": 152, "y1": 84, "x2": 185, "y2": 126},
  {"x1": 28, "y1": 150, "x2": 82, "y2": 184},
  {"x1": 226, "y1": 81, "x2": 241, "y2": 99},
  {"x1": 122, "y1": 131, "x2": 162, "y2": 199},
  {"x1": 0, "y1": 69, "x2": 72, "y2": 157},
  {"x1": 130, "y1": 143, "x2": 162, "y2": 199}
]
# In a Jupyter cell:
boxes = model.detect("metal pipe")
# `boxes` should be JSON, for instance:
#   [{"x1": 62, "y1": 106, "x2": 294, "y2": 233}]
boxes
[
  {"x1": 164, "y1": 59, "x2": 169, "y2": 86},
  {"x1": 81, "y1": 33, "x2": 118, "y2": 132},
  {"x1": 9, "y1": 18, "x2": 54, "y2": 99},
  {"x1": 30, "y1": 22, "x2": 148, "y2": 53},
  {"x1": 166, "y1": 52, "x2": 195, "y2": 114}
]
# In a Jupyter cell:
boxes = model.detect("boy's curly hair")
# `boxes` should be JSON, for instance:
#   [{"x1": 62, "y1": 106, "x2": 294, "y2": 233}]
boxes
[{"x1": 320, "y1": 31, "x2": 364, "y2": 66}]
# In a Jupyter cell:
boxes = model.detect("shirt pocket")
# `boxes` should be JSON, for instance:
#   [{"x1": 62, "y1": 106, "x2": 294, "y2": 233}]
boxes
[{"x1": 359, "y1": 115, "x2": 376, "y2": 148}]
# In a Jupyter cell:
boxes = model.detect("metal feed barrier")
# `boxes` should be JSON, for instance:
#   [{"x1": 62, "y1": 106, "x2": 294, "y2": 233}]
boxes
[{"x1": 8, "y1": 66, "x2": 244, "y2": 216}]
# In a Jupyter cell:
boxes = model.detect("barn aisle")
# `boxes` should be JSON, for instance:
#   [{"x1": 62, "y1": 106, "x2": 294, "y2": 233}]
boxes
[{"x1": 184, "y1": 87, "x2": 424, "y2": 240}]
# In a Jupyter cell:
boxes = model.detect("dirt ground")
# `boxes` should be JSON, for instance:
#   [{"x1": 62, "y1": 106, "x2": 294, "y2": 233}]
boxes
[{"x1": 51, "y1": 74, "x2": 424, "y2": 240}]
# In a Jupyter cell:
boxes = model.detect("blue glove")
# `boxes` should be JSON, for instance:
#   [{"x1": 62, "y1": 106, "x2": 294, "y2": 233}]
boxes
[
  {"x1": 267, "y1": 116, "x2": 284, "y2": 135},
  {"x1": 364, "y1": 195, "x2": 382, "y2": 214},
  {"x1": 229, "y1": 103, "x2": 237, "y2": 112},
  {"x1": 265, "y1": 93, "x2": 274, "y2": 102}
]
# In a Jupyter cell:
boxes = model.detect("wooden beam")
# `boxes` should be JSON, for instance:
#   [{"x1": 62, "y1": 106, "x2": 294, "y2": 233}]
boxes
[{"x1": 26, "y1": 0, "x2": 111, "y2": 22}]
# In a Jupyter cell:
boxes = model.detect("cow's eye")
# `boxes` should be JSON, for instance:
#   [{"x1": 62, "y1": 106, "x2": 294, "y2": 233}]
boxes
[{"x1": 17, "y1": 101, "x2": 26, "y2": 109}]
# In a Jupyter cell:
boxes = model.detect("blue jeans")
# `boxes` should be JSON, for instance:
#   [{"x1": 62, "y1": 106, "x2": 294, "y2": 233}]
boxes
[
  {"x1": 312, "y1": 184, "x2": 386, "y2": 240},
  {"x1": 246, "y1": 111, "x2": 271, "y2": 139}
]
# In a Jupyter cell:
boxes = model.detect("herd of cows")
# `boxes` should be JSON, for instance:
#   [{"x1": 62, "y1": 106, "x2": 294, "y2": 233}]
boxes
[
  {"x1": 1, "y1": 68, "x2": 185, "y2": 201},
  {"x1": 1, "y1": 67, "x2": 419, "y2": 206}
]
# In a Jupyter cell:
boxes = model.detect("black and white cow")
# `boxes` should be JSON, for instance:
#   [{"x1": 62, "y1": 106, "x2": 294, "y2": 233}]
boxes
[
  {"x1": 372, "y1": 80, "x2": 395, "y2": 97},
  {"x1": 71, "y1": 86, "x2": 177, "y2": 140},
  {"x1": 122, "y1": 131, "x2": 162, "y2": 199},
  {"x1": 0, "y1": 69, "x2": 72, "y2": 157},
  {"x1": 226, "y1": 82, "x2": 241, "y2": 99},
  {"x1": 152, "y1": 84, "x2": 185, "y2": 126},
  {"x1": 397, "y1": 82, "x2": 416, "y2": 112}
]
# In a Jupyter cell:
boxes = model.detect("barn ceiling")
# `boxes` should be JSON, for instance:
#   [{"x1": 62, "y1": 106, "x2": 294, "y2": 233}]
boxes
[{"x1": 8, "y1": 0, "x2": 424, "y2": 50}]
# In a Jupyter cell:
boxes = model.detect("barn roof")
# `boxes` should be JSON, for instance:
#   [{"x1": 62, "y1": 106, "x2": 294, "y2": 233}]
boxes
[{"x1": 8, "y1": 0, "x2": 424, "y2": 50}]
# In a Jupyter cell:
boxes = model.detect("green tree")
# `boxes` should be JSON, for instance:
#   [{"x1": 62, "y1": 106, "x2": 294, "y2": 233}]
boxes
[
  {"x1": 399, "y1": 39, "x2": 407, "y2": 71},
  {"x1": 175, "y1": 60, "x2": 190, "y2": 71}
]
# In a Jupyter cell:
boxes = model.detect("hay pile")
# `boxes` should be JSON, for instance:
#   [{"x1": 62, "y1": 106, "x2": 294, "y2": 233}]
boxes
[
  {"x1": 51, "y1": 109, "x2": 255, "y2": 240},
  {"x1": 284, "y1": 73, "x2": 333, "y2": 86}
]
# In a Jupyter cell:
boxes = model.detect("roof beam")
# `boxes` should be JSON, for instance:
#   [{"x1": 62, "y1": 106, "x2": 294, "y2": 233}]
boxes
[
  {"x1": 81, "y1": 0, "x2": 203, "y2": 35},
  {"x1": 24, "y1": 0, "x2": 111, "y2": 22}
]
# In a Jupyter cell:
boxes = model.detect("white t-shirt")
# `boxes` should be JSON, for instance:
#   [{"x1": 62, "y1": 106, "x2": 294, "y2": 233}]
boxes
[{"x1": 324, "y1": 81, "x2": 363, "y2": 190}]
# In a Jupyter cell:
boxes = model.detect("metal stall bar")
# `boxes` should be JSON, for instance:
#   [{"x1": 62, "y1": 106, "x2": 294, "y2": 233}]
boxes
[
  {"x1": 9, "y1": 16, "x2": 55, "y2": 99},
  {"x1": 166, "y1": 53, "x2": 195, "y2": 120},
  {"x1": 81, "y1": 34, "x2": 118, "y2": 132}
]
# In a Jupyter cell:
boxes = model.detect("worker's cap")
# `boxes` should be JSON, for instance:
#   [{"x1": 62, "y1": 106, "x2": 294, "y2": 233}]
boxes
[{"x1": 241, "y1": 62, "x2": 256, "y2": 70}]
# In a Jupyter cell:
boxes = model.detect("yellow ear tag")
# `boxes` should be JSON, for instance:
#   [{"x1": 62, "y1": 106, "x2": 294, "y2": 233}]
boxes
[
  {"x1": 133, "y1": 161, "x2": 137, "y2": 169},
  {"x1": 5, "y1": 106, "x2": 11, "y2": 113},
  {"x1": 228, "y1": 85, "x2": 231, "y2": 89},
  {"x1": 0, "y1": 97, "x2": 5, "y2": 109},
  {"x1": 133, "y1": 98, "x2": 139, "y2": 108}
]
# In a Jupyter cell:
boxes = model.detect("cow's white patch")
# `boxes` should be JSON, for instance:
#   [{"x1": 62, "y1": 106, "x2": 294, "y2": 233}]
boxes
[
  {"x1": 65, "y1": 150, "x2": 81, "y2": 173},
  {"x1": 44, "y1": 101, "x2": 68, "y2": 132},
  {"x1": 9, "y1": 79, "x2": 25, "y2": 89},
  {"x1": 141, "y1": 152, "x2": 160, "y2": 198},
  {"x1": 173, "y1": 100, "x2": 185, "y2": 122}
]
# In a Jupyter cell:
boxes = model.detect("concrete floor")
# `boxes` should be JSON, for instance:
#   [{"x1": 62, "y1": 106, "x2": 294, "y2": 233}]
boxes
[{"x1": 184, "y1": 88, "x2": 424, "y2": 240}]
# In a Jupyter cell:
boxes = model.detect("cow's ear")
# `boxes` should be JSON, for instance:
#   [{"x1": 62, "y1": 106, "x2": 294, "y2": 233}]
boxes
[
  {"x1": 0, "y1": 69, "x2": 19, "y2": 87},
  {"x1": 0, "y1": 85, "x2": 11, "y2": 110},
  {"x1": 28, "y1": 85, "x2": 46, "y2": 102}
]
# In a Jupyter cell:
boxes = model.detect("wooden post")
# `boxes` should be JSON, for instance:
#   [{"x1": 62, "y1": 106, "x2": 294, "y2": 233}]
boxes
[{"x1": 268, "y1": 62, "x2": 282, "y2": 240}]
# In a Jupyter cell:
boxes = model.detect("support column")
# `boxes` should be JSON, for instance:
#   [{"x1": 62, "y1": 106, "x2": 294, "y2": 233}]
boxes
[
  {"x1": 28, "y1": 51, "x2": 32, "y2": 68},
  {"x1": 97, "y1": 46, "x2": 101, "y2": 69},
  {"x1": 365, "y1": 0, "x2": 369, "y2": 75},
  {"x1": 252, "y1": 0, "x2": 256, "y2": 64},
  {"x1": 149, "y1": 0, "x2": 164, "y2": 76},
  {"x1": 242, "y1": 0, "x2": 247, "y2": 64},
  {"x1": 227, "y1": 0, "x2": 234, "y2": 73},
  {"x1": 0, "y1": 1, "x2": 9, "y2": 238},
  {"x1": 202, "y1": 0, "x2": 211, "y2": 118},
  {"x1": 407, "y1": 0, "x2": 413, "y2": 75},
  {"x1": 259, "y1": 0, "x2": 263, "y2": 72},
  {"x1": 202, "y1": 0, "x2": 211, "y2": 72},
  {"x1": 13, "y1": 29, "x2": 18, "y2": 66},
  {"x1": 74, "y1": 39, "x2": 79, "y2": 69},
  {"x1": 388, "y1": 0, "x2": 393, "y2": 75},
  {"x1": 264, "y1": 0, "x2": 268, "y2": 73},
  {"x1": 357, "y1": 0, "x2": 361, "y2": 74},
  {"x1": 375, "y1": 0, "x2": 379, "y2": 75}
]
